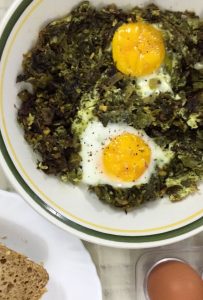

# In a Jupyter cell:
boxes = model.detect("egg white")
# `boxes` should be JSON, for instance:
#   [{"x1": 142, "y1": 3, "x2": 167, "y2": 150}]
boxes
[
  {"x1": 80, "y1": 121, "x2": 170, "y2": 188},
  {"x1": 136, "y1": 67, "x2": 173, "y2": 98}
]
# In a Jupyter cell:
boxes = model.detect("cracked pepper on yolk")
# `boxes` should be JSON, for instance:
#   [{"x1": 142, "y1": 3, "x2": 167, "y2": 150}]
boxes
[
  {"x1": 112, "y1": 22, "x2": 165, "y2": 77},
  {"x1": 102, "y1": 133, "x2": 151, "y2": 182}
]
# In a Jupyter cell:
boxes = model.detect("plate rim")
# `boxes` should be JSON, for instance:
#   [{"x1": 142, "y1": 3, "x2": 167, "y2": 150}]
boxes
[{"x1": 0, "y1": 0, "x2": 203, "y2": 248}]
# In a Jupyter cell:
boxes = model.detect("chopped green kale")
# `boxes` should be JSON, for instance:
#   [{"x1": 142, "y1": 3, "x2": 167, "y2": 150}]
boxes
[{"x1": 17, "y1": 1, "x2": 203, "y2": 210}]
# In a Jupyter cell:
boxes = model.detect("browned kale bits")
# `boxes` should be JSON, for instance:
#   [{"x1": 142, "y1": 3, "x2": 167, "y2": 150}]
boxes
[{"x1": 17, "y1": 1, "x2": 203, "y2": 210}]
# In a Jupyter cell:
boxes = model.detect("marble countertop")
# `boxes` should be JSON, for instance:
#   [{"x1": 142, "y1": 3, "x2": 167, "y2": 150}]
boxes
[{"x1": 1, "y1": 2, "x2": 203, "y2": 299}]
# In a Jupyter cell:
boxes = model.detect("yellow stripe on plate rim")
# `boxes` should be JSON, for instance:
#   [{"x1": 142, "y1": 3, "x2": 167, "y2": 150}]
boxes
[{"x1": 0, "y1": 0, "x2": 203, "y2": 234}]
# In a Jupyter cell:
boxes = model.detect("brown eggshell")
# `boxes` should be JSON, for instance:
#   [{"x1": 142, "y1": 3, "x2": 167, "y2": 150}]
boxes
[{"x1": 147, "y1": 260, "x2": 203, "y2": 300}]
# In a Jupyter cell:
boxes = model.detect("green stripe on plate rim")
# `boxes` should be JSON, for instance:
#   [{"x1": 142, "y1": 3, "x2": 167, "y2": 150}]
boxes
[{"x1": 0, "y1": 0, "x2": 203, "y2": 243}]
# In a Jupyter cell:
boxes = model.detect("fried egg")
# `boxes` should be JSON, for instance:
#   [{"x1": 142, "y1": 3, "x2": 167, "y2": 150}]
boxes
[
  {"x1": 112, "y1": 22, "x2": 173, "y2": 98},
  {"x1": 80, "y1": 121, "x2": 169, "y2": 188}
]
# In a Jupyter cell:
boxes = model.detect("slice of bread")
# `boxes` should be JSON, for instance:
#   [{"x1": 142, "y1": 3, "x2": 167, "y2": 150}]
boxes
[{"x1": 0, "y1": 244, "x2": 49, "y2": 300}]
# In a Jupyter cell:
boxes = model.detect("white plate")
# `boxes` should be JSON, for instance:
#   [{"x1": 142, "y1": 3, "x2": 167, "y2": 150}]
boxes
[
  {"x1": 0, "y1": 0, "x2": 203, "y2": 248},
  {"x1": 0, "y1": 190, "x2": 102, "y2": 300}
]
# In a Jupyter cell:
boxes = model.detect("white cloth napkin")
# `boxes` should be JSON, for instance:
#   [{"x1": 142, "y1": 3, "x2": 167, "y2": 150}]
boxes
[{"x1": 0, "y1": 190, "x2": 102, "y2": 300}]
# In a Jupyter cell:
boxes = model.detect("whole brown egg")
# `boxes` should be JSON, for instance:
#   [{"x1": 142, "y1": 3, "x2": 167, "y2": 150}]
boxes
[{"x1": 147, "y1": 260, "x2": 203, "y2": 300}]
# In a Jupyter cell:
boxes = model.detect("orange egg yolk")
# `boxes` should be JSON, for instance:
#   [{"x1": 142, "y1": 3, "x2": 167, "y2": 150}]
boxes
[
  {"x1": 102, "y1": 133, "x2": 151, "y2": 182},
  {"x1": 112, "y1": 22, "x2": 165, "y2": 77}
]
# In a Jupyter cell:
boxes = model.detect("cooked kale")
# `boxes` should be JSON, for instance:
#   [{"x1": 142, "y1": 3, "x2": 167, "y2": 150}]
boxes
[{"x1": 17, "y1": 1, "x2": 203, "y2": 210}]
